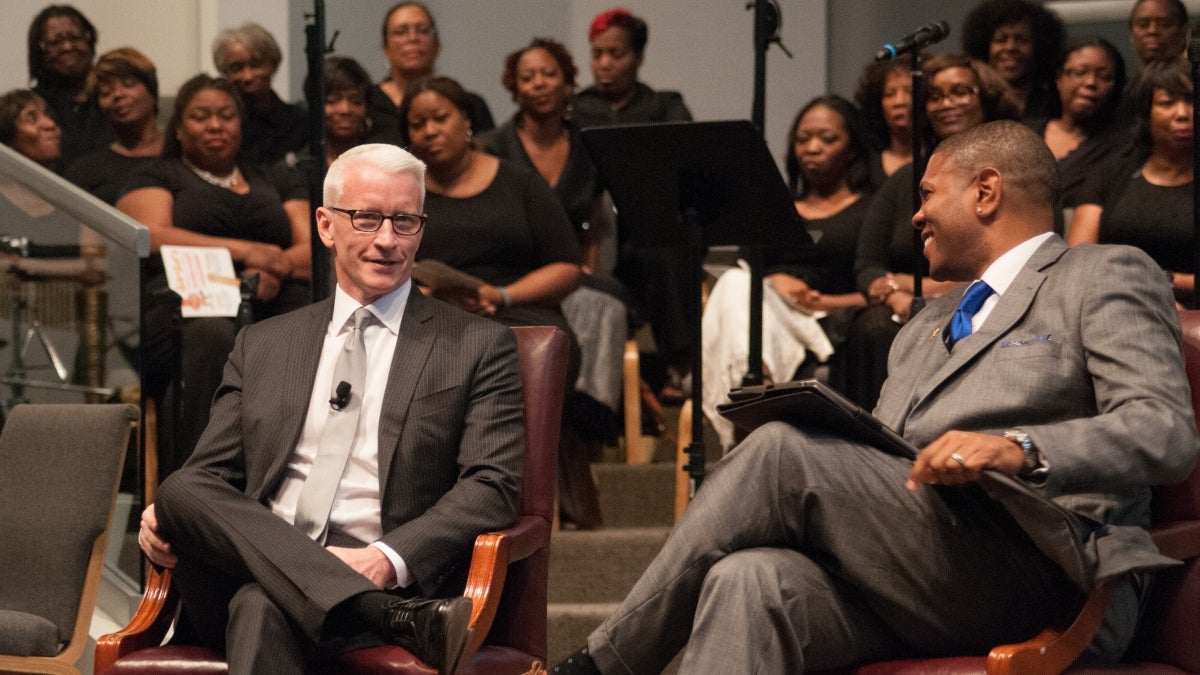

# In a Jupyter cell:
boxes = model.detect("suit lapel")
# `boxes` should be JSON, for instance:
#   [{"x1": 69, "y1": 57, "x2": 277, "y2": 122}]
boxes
[
  {"x1": 376, "y1": 291, "x2": 438, "y2": 482},
  {"x1": 908, "y1": 237, "x2": 1068, "y2": 414},
  {"x1": 259, "y1": 300, "x2": 332, "y2": 496}
]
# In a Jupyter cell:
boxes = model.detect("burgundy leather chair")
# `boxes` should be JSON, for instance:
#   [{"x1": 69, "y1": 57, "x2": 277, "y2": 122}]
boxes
[
  {"x1": 94, "y1": 325, "x2": 569, "y2": 675},
  {"x1": 833, "y1": 310, "x2": 1200, "y2": 675}
]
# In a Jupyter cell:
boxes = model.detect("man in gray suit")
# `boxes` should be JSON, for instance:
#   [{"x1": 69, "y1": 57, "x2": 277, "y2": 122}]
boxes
[
  {"x1": 138, "y1": 144, "x2": 524, "y2": 675},
  {"x1": 553, "y1": 120, "x2": 1199, "y2": 674}
]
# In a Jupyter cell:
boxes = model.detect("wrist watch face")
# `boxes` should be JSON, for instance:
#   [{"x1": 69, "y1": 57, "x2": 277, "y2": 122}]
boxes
[{"x1": 1004, "y1": 430, "x2": 1038, "y2": 471}]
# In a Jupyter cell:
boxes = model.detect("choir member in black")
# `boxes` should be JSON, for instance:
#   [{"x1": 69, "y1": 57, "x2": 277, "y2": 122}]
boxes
[
  {"x1": 25, "y1": 4, "x2": 108, "y2": 167},
  {"x1": 961, "y1": 0, "x2": 1065, "y2": 120},
  {"x1": 1069, "y1": 57, "x2": 1194, "y2": 307},
  {"x1": 64, "y1": 47, "x2": 163, "y2": 205}
]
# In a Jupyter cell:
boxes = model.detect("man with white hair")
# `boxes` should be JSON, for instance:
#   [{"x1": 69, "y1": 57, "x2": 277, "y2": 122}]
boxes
[{"x1": 139, "y1": 144, "x2": 524, "y2": 675}]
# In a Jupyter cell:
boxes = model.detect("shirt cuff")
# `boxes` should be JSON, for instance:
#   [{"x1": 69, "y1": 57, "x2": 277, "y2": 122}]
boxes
[{"x1": 370, "y1": 541, "x2": 414, "y2": 589}]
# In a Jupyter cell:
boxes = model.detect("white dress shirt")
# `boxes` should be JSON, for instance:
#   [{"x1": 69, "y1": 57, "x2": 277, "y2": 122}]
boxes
[
  {"x1": 269, "y1": 281, "x2": 413, "y2": 587},
  {"x1": 972, "y1": 231, "x2": 1055, "y2": 331}
]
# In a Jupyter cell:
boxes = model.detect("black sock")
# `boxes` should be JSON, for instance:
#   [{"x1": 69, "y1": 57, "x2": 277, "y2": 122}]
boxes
[
  {"x1": 551, "y1": 647, "x2": 600, "y2": 674},
  {"x1": 324, "y1": 590, "x2": 393, "y2": 638}
]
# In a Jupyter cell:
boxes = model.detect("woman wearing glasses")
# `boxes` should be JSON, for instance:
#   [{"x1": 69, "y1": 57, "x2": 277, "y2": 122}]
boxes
[
  {"x1": 117, "y1": 74, "x2": 311, "y2": 474},
  {"x1": 847, "y1": 55, "x2": 1019, "y2": 409},
  {"x1": 1033, "y1": 37, "x2": 1126, "y2": 212},
  {"x1": 400, "y1": 76, "x2": 598, "y2": 526},
  {"x1": 369, "y1": 2, "x2": 494, "y2": 140},
  {"x1": 26, "y1": 4, "x2": 106, "y2": 166}
]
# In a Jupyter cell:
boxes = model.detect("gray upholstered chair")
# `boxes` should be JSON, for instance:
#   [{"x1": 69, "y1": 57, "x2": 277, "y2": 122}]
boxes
[{"x1": 0, "y1": 403, "x2": 140, "y2": 675}]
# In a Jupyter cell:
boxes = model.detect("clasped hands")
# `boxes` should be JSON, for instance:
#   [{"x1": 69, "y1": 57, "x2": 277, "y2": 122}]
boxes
[{"x1": 906, "y1": 430, "x2": 1026, "y2": 491}]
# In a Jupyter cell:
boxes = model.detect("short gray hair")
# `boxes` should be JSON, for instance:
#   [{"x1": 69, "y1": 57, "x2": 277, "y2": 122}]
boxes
[
  {"x1": 213, "y1": 22, "x2": 282, "y2": 75},
  {"x1": 324, "y1": 144, "x2": 427, "y2": 208}
]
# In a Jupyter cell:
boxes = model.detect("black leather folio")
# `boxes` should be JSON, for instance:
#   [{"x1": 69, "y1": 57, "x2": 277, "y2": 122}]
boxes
[{"x1": 717, "y1": 380, "x2": 916, "y2": 459}]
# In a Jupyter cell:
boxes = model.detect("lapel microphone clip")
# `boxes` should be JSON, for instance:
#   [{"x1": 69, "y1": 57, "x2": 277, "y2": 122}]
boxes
[{"x1": 330, "y1": 381, "x2": 352, "y2": 410}]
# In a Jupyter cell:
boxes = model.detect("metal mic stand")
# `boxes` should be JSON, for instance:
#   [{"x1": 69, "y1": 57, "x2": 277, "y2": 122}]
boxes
[
  {"x1": 306, "y1": 0, "x2": 331, "y2": 302},
  {"x1": 909, "y1": 50, "x2": 928, "y2": 317},
  {"x1": 740, "y1": 0, "x2": 794, "y2": 392}
]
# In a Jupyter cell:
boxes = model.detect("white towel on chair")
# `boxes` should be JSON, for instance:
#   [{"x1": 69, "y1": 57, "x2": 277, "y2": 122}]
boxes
[{"x1": 701, "y1": 263, "x2": 835, "y2": 450}]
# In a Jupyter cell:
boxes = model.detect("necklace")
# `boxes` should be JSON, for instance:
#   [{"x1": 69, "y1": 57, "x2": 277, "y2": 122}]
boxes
[{"x1": 182, "y1": 157, "x2": 240, "y2": 188}]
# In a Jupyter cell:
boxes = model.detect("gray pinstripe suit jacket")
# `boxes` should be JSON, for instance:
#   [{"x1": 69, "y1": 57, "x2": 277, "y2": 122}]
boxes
[{"x1": 876, "y1": 235, "x2": 1198, "y2": 586}]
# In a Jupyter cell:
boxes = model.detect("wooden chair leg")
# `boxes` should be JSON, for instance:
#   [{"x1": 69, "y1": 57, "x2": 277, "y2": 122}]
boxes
[{"x1": 623, "y1": 339, "x2": 656, "y2": 464}]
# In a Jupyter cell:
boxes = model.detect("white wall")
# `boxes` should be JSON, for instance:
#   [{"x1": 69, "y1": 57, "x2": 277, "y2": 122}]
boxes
[
  {"x1": 1, "y1": 0, "x2": 294, "y2": 100},
  {"x1": 321, "y1": 0, "x2": 824, "y2": 169},
  {"x1": 1, "y1": 0, "x2": 824, "y2": 170}
]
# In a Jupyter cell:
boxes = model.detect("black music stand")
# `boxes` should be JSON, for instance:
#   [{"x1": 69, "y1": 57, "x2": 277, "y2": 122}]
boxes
[{"x1": 582, "y1": 120, "x2": 811, "y2": 493}]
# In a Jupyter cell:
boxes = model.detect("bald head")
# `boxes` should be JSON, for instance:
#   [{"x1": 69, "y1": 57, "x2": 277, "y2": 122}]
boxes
[{"x1": 934, "y1": 120, "x2": 1060, "y2": 212}]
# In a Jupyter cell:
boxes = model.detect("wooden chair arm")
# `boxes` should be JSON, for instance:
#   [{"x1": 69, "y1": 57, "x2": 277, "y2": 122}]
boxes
[
  {"x1": 461, "y1": 515, "x2": 550, "y2": 660},
  {"x1": 93, "y1": 566, "x2": 178, "y2": 674},
  {"x1": 985, "y1": 578, "x2": 1116, "y2": 675}
]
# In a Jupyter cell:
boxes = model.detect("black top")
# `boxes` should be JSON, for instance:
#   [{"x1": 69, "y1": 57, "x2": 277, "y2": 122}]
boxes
[
  {"x1": 418, "y1": 160, "x2": 580, "y2": 286},
  {"x1": 241, "y1": 91, "x2": 309, "y2": 167},
  {"x1": 368, "y1": 84, "x2": 495, "y2": 140},
  {"x1": 33, "y1": 82, "x2": 111, "y2": 170},
  {"x1": 1027, "y1": 119, "x2": 1134, "y2": 209},
  {"x1": 63, "y1": 147, "x2": 156, "y2": 205},
  {"x1": 481, "y1": 118, "x2": 600, "y2": 231},
  {"x1": 764, "y1": 196, "x2": 873, "y2": 296},
  {"x1": 855, "y1": 164, "x2": 926, "y2": 293},
  {"x1": 1096, "y1": 167, "x2": 1192, "y2": 274},
  {"x1": 122, "y1": 159, "x2": 306, "y2": 260},
  {"x1": 572, "y1": 82, "x2": 692, "y2": 128}
]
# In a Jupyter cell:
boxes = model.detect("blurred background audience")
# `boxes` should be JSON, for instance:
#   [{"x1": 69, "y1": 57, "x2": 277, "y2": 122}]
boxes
[
  {"x1": 399, "y1": 76, "x2": 598, "y2": 527},
  {"x1": 26, "y1": 4, "x2": 107, "y2": 167},
  {"x1": 854, "y1": 55, "x2": 914, "y2": 186},
  {"x1": 212, "y1": 22, "x2": 307, "y2": 167},
  {"x1": 961, "y1": 0, "x2": 1065, "y2": 120},
  {"x1": 848, "y1": 55, "x2": 1018, "y2": 409},
  {"x1": 63, "y1": 47, "x2": 162, "y2": 205},
  {"x1": 484, "y1": 38, "x2": 627, "y2": 485},
  {"x1": 0, "y1": 88, "x2": 62, "y2": 168},
  {"x1": 703, "y1": 95, "x2": 873, "y2": 447},
  {"x1": 116, "y1": 74, "x2": 311, "y2": 475},
  {"x1": 369, "y1": 2, "x2": 494, "y2": 141},
  {"x1": 1069, "y1": 57, "x2": 1194, "y2": 307}
]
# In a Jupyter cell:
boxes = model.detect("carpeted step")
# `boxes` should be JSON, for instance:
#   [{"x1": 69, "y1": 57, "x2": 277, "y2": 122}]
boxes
[
  {"x1": 549, "y1": 527, "x2": 671, "y2": 604},
  {"x1": 593, "y1": 462, "x2": 678, "y2": 528}
]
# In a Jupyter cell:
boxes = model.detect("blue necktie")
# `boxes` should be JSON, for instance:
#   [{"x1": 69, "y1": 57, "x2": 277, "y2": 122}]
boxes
[{"x1": 948, "y1": 281, "x2": 994, "y2": 347}]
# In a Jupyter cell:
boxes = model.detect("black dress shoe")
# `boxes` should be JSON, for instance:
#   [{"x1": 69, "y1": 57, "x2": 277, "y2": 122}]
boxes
[{"x1": 380, "y1": 596, "x2": 472, "y2": 675}]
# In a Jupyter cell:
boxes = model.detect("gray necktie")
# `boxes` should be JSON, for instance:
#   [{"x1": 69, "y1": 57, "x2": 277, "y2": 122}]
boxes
[{"x1": 294, "y1": 306, "x2": 373, "y2": 543}]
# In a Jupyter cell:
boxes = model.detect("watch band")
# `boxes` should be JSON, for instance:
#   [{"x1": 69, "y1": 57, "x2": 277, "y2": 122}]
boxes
[{"x1": 1003, "y1": 429, "x2": 1041, "y2": 476}]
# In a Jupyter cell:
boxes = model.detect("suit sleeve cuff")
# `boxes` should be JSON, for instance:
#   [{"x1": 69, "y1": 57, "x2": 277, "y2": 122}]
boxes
[{"x1": 370, "y1": 541, "x2": 414, "y2": 589}]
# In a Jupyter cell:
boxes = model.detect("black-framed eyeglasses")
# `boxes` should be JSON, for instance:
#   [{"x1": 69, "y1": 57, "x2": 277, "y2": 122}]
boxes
[{"x1": 328, "y1": 207, "x2": 426, "y2": 236}]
